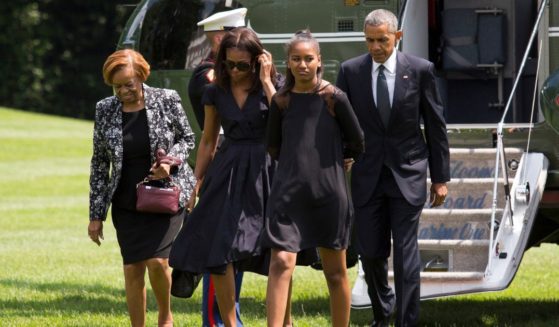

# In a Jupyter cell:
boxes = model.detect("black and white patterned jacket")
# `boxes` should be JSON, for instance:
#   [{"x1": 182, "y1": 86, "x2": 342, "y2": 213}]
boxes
[{"x1": 89, "y1": 84, "x2": 196, "y2": 221}]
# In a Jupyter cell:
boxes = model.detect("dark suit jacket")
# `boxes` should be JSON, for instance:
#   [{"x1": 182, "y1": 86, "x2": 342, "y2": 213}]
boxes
[{"x1": 336, "y1": 52, "x2": 450, "y2": 207}]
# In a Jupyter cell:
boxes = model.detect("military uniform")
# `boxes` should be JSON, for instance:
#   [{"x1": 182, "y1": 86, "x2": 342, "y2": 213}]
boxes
[{"x1": 188, "y1": 54, "x2": 215, "y2": 129}]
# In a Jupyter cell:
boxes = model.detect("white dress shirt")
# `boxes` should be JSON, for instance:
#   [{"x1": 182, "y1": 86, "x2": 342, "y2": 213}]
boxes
[{"x1": 372, "y1": 50, "x2": 397, "y2": 108}]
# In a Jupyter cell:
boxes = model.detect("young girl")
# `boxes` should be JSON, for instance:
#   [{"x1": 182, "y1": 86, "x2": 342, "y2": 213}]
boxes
[{"x1": 264, "y1": 30, "x2": 365, "y2": 327}]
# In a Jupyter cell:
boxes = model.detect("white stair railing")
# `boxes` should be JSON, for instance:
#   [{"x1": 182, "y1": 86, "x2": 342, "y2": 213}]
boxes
[{"x1": 486, "y1": 0, "x2": 548, "y2": 274}]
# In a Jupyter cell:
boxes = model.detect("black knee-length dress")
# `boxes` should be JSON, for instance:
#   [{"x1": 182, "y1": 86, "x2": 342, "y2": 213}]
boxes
[
  {"x1": 169, "y1": 84, "x2": 278, "y2": 275},
  {"x1": 111, "y1": 109, "x2": 183, "y2": 265},
  {"x1": 263, "y1": 85, "x2": 364, "y2": 252}
]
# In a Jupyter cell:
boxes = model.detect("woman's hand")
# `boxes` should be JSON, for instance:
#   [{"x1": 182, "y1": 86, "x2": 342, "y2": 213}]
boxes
[
  {"x1": 344, "y1": 158, "x2": 355, "y2": 172},
  {"x1": 149, "y1": 163, "x2": 171, "y2": 180},
  {"x1": 186, "y1": 178, "x2": 203, "y2": 213},
  {"x1": 259, "y1": 49, "x2": 277, "y2": 105},
  {"x1": 88, "y1": 220, "x2": 104, "y2": 246},
  {"x1": 258, "y1": 49, "x2": 273, "y2": 84}
]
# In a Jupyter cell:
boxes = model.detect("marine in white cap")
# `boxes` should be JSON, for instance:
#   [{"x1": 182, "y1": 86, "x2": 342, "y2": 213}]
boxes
[
  {"x1": 197, "y1": 7, "x2": 247, "y2": 32},
  {"x1": 186, "y1": 7, "x2": 247, "y2": 327},
  {"x1": 188, "y1": 8, "x2": 248, "y2": 129}
]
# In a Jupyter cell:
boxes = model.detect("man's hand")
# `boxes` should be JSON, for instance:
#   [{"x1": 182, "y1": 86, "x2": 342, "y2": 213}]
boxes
[
  {"x1": 429, "y1": 183, "x2": 448, "y2": 207},
  {"x1": 88, "y1": 220, "x2": 104, "y2": 246}
]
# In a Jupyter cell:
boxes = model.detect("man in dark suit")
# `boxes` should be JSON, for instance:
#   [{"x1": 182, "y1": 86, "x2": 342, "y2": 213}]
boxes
[{"x1": 336, "y1": 9, "x2": 450, "y2": 327}]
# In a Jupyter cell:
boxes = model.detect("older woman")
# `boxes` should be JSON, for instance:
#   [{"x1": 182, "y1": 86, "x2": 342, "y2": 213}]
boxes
[{"x1": 87, "y1": 49, "x2": 196, "y2": 327}]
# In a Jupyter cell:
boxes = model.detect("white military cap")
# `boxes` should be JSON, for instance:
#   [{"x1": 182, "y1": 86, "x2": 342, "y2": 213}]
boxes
[{"x1": 197, "y1": 8, "x2": 247, "y2": 32}]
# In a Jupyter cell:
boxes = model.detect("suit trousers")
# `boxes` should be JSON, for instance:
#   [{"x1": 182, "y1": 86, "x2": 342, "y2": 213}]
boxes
[{"x1": 355, "y1": 166, "x2": 423, "y2": 327}]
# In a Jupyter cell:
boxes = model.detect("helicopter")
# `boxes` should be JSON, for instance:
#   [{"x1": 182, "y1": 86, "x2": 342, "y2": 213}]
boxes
[{"x1": 118, "y1": 0, "x2": 559, "y2": 305}]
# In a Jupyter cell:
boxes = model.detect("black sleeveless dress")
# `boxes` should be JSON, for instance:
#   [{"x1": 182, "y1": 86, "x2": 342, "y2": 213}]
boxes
[{"x1": 111, "y1": 109, "x2": 183, "y2": 265}]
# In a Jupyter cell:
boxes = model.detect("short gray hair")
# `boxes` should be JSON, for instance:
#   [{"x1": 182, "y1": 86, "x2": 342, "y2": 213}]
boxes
[{"x1": 363, "y1": 9, "x2": 398, "y2": 32}]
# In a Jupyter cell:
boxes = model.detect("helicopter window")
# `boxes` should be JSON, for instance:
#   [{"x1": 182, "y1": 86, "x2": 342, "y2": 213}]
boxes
[
  {"x1": 441, "y1": 9, "x2": 479, "y2": 70},
  {"x1": 439, "y1": 6, "x2": 510, "y2": 123},
  {"x1": 441, "y1": 8, "x2": 506, "y2": 72},
  {"x1": 362, "y1": 0, "x2": 398, "y2": 12},
  {"x1": 362, "y1": 0, "x2": 391, "y2": 5},
  {"x1": 138, "y1": 0, "x2": 203, "y2": 70},
  {"x1": 337, "y1": 19, "x2": 355, "y2": 32},
  {"x1": 137, "y1": 0, "x2": 245, "y2": 70}
]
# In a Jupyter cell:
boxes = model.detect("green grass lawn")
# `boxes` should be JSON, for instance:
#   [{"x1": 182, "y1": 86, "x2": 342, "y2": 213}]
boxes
[{"x1": 0, "y1": 107, "x2": 557, "y2": 326}]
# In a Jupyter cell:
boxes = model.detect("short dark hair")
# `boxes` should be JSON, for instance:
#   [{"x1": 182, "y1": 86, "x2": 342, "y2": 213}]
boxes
[{"x1": 364, "y1": 9, "x2": 398, "y2": 32}]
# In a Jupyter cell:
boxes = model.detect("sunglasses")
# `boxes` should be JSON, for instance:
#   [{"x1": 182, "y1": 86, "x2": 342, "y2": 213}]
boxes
[{"x1": 224, "y1": 60, "x2": 252, "y2": 72}]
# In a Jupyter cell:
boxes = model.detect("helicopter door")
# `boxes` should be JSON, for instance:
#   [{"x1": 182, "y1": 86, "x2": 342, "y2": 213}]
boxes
[{"x1": 440, "y1": 4, "x2": 506, "y2": 123}]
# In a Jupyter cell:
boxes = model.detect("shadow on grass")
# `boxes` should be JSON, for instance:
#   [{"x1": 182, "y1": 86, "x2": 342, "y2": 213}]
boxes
[
  {"x1": 0, "y1": 278, "x2": 125, "y2": 316},
  {"x1": 225, "y1": 296, "x2": 559, "y2": 327},
  {"x1": 349, "y1": 298, "x2": 559, "y2": 327},
  {"x1": 0, "y1": 278, "x2": 201, "y2": 318},
  {"x1": 2, "y1": 278, "x2": 557, "y2": 326}
]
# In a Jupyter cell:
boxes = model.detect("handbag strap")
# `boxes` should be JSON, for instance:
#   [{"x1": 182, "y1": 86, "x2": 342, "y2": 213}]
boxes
[{"x1": 137, "y1": 177, "x2": 178, "y2": 188}]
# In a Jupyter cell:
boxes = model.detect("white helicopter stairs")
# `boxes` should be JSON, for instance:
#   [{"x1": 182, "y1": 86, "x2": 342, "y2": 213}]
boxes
[{"x1": 351, "y1": 147, "x2": 549, "y2": 307}]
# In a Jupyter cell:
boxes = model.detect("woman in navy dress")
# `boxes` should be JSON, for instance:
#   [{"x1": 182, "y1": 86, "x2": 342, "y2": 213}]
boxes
[
  {"x1": 264, "y1": 30, "x2": 365, "y2": 327},
  {"x1": 169, "y1": 27, "x2": 282, "y2": 327}
]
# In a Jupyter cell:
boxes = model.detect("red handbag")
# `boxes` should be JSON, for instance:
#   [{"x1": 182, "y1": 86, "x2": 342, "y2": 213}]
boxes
[
  {"x1": 136, "y1": 149, "x2": 183, "y2": 215},
  {"x1": 136, "y1": 178, "x2": 180, "y2": 214}
]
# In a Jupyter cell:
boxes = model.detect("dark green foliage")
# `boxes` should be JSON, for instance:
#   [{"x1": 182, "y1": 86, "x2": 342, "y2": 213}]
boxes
[
  {"x1": 0, "y1": 1, "x2": 134, "y2": 119},
  {"x1": 138, "y1": 0, "x2": 203, "y2": 70}
]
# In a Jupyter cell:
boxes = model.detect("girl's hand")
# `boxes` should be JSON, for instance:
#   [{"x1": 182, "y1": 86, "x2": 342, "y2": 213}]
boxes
[{"x1": 187, "y1": 190, "x2": 197, "y2": 213}]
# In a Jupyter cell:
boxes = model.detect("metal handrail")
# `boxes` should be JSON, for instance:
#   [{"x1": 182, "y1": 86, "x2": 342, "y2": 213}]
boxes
[
  {"x1": 396, "y1": 0, "x2": 409, "y2": 50},
  {"x1": 522, "y1": 40, "x2": 544, "y2": 179},
  {"x1": 398, "y1": 0, "x2": 409, "y2": 31},
  {"x1": 486, "y1": 0, "x2": 549, "y2": 274}
]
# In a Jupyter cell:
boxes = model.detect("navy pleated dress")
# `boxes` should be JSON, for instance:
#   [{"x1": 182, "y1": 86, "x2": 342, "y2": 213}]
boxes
[{"x1": 170, "y1": 84, "x2": 278, "y2": 275}]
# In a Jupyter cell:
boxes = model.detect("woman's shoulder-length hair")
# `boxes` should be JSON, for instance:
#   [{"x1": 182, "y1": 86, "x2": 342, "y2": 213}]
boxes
[
  {"x1": 102, "y1": 49, "x2": 151, "y2": 85},
  {"x1": 214, "y1": 27, "x2": 277, "y2": 92}
]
